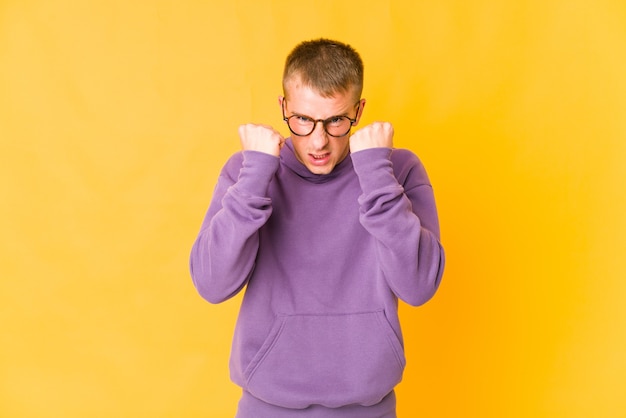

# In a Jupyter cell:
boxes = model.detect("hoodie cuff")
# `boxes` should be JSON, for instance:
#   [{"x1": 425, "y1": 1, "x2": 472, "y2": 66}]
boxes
[
  {"x1": 234, "y1": 150, "x2": 280, "y2": 197},
  {"x1": 351, "y1": 147, "x2": 399, "y2": 194}
]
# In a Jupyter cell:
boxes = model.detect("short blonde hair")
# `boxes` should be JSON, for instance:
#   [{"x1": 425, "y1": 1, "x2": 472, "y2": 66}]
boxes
[{"x1": 282, "y1": 38, "x2": 364, "y2": 100}]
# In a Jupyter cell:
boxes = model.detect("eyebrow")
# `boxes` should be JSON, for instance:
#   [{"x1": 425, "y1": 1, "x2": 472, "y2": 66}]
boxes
[
  {"x1": 292, "y1": 112, "x2": 349, "y2": 121},
  {"x1": 288, "y1": 106, "x2": 353, "y2": 120}
]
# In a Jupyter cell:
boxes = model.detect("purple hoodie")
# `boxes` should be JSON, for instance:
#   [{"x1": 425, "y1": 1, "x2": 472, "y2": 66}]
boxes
[{"x1": 190, "y1": 139, "x2": 445, "y2": 415}]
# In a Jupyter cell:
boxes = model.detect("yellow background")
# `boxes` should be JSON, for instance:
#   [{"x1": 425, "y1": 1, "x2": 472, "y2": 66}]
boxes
[{"x1": 1, "y1": 1, "x2": 625, "y2": 417}]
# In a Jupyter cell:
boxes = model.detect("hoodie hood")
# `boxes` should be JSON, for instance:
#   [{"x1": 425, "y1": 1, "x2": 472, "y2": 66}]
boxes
[{"x1": 280, "y1": 138, "x2": 353, "y2": 184}]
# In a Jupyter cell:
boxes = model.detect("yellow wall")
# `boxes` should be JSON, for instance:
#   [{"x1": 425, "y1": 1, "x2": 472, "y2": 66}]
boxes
[{"x1": 1, "y1": 1, "x2": 625, "y2": 417}]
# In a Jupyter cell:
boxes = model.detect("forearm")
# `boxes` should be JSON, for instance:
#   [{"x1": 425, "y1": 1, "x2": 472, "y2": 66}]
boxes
[
  {"x1": 352, "y1": 148, "x2": 445, "y2": 306},
  {"x1": 190, "y1": 151, "x2": 279, "y2": 303}
]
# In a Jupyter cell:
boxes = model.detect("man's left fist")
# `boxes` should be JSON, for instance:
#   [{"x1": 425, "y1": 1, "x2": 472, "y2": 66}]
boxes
[{"x1": 350, "y1": 122, "x2": 394, "y2": 153}]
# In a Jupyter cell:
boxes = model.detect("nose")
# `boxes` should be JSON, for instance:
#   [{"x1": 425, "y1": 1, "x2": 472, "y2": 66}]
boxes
[{"x1": 310, "y1": 121, "x2": 329, "y2": 149}]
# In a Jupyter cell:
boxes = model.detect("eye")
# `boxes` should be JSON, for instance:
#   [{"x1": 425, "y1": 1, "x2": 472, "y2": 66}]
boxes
[
  {"x1": 327, "y1": 116, "x2": 346, "y2": 126},
  {"x1": 294, "y1": 115, "x2": 313, "y2": 125}
]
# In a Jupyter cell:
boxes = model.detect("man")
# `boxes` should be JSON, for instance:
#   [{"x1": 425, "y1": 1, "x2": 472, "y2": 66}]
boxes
[{"x1": 190, "y1": 38, "x2": 445, "y2": 418}]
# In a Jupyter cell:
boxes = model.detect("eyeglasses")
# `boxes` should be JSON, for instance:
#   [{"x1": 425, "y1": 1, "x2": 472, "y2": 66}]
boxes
[{"x1": 282, "y1": 100, "x2": 360, "y2": 137}]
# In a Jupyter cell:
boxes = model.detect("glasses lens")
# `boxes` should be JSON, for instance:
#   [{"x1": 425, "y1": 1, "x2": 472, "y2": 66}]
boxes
[
  {"x1": 287, "y1": 116, "x2": 314, "y2": 136},
  {"x1": 324, "y1": 117, "x2": 351, "y2": 137},
  {"x1": 285, "y1": 115, "x2": 353, "y2": 137}
]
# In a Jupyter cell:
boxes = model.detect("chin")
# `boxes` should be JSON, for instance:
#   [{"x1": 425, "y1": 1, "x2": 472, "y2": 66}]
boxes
[{"x1": 307, "y1": 164, "x2": 334, "y2": 175}]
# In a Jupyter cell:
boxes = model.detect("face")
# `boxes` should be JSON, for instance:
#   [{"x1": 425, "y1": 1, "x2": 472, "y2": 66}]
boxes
[{"x1": 280, "y1": 79, "x2": 365, "y2": 175}]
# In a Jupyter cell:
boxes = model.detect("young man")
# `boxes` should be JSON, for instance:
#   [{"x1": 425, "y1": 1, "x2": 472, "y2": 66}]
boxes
[{"x1": 190, "y1": 38, "x2": 445, "y2": 418}]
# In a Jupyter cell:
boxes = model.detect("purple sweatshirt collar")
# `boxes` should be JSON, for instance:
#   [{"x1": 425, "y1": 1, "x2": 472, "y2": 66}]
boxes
[{"x1": 280, "y1": 138, "x2": 354, "y2": 184}]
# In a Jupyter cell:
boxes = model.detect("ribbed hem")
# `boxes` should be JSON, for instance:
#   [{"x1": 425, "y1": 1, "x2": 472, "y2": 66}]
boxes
[
  {"x1": 235, "y1": 150, "x2": 280, "y2": 196},
  {"x1": 350, "y1": 147, "x2": 397, "y2": 195},
  {"x1": 235, "y1": 390, "x2": 396, "y2": 418}
]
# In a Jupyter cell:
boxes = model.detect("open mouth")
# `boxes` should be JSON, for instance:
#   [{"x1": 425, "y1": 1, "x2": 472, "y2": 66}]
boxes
[
  {"x1": 309, "y1": 153, "x2": 331, "y2": 165},
  {"x1": 311, "y1": 153, "x2": 330, "y2": 160}
]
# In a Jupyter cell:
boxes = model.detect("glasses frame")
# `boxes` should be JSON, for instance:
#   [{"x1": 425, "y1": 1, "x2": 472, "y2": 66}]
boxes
[{"x1": 282, "y1": 100, "x2": 360, "y2": 138}]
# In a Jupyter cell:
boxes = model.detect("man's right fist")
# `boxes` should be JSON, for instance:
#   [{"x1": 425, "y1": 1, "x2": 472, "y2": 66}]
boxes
[{"x1": 238, "y1": 124, "x2": 285, "y2": 157}]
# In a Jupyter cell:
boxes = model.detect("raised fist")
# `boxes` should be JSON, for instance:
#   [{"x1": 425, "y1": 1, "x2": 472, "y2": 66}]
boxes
[
  {"x1": 349, "y1": 122, "x2": 394, "y2": 153},
  {"x1": 238, "y1": 124, "x2": 285, "y2": 157}
]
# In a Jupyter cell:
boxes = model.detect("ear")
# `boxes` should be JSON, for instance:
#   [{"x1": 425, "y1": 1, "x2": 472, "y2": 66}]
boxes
[
  {"x1": 278, "y1": 95, "x2": 285, "y2": 108},
  {"x1": 354, "y1": 98, "x2": 366, "y2": 125}
]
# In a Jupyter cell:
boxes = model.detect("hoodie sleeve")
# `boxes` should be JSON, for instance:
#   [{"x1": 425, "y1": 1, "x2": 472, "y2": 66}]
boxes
[
  {"x1": 350, "y1": 147, "x2": 445, "y2": 306},
  {"x1": 189, "y1": 151, "x2": 280, "y2": 304}
]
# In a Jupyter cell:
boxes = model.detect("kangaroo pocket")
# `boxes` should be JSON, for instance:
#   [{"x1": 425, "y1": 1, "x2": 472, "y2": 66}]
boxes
[{"x1": 242, "y1": 310, "x2": 406, "y2": 409}]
